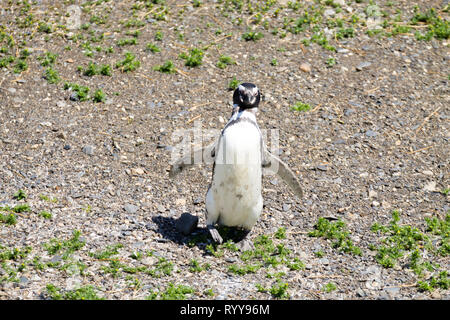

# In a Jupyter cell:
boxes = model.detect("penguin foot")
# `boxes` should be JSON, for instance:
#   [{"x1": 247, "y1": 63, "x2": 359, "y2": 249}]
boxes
[
  {"x1": 235, "y1": 238, "x2": 255, "y2": 252},
  {"x1": 207, "y1": 224, "x2": 223, "y2": 244}
]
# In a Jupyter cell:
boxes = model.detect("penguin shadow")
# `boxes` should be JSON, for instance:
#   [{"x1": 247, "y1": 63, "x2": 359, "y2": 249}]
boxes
[{"x1": 151, "y1": 215, "x2": 249, "y2": 252}]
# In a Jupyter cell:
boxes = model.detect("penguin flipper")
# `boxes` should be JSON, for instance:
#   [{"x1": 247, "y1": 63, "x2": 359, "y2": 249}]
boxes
[
  {"x1": 169, "y1": 142, "x2": 216, "y2": 178},
  {"x1": 262, "y1": 150, "x2": 303, "y2": 199}
]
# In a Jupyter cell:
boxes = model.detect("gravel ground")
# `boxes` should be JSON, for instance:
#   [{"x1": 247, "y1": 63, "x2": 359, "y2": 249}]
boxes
[{"x1": 0, "y1": 0, "x2": 449, "y2": 300}]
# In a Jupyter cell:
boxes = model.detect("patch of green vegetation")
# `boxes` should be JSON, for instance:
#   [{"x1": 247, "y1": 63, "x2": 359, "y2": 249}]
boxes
[
  {"x1": 308, "y1": 217, "x2": 362, "y2": 256},
  {"x1": 323, "y1": 282, "x2": 337, "y2": 293},
  {"x1": 269, "y1": 280, "x2": 290, "y2": 299},
  {"x1": 0, "y1": 55, "x2": 15, "y2": 68},
  {"x1": 274, "y1": 227, "x2": 286, "y2": 239},
  {"x1": 64, "y1": 82, "x2": 90, "y2": 101},
  {"x1": 46, "y1": 284, "x2": 104, "y2": 300},
  {"x1": 43, "y1": 230, "x2": 85, "y2": 260},
  {"x1": 242, "y1": 31, "x2": 264, "y2": 41},
  {"x1": 39, "y1": 210, "x2": 52, "y2": 219},
  {"x1": 370, "y1": 211, "x2": 449, "y2": 291},
  {"x1": 13, "y1": 189, "x2": 27, "y2": 201},
  {"x1": 216, "y1": 55, "x2": 235, "y2": 69},
  {"x1": 326, "y1": 57, "x2": 336, "y2": 67},
  {"x1": 38, "y1": 51, "x2": 57, "y2": 66},
  {"x1": 146, "y1": 43, "x2": 161, "y2": 53},
  {"x1": 417, "y1": 271, "x2": 449, "y2": 292},
  {"x1": 189, "y1": 259, "x2": 210, "y2": 272},
  {"x1": 228, "y1": 76, "x2": 240, "y2": 90},
  {"x1": 117, "y1": 37, "x2": 138, "y2": 46},
  {"x1": 81, "y1": 62, "x2": 112, "y2": 76},
  {"x1": 179, "y1": 47, "x2": 204, "y2": 67},
  {"x1": 39, "y1": 194, "x2": 58, "y2": 203},
  {"x1": 154, "y1": 30, "x2": 163, "y2": 41},
  {"x1": 44, "y1": 67, "x2": 60, "y2": 84},
  {"x1": 411, "y1": 7, "x2": 449, "y2": 40},
  {"x1": 92, "y1": 89, "x2": 106, "y2": 103},
  {"x1": 90, "y1": 243, "x2": 123, "y2": 260},
  {"x1": 13, "y1": 58, "x2": 28, "y2": 74},
  {"x1": 0, "y1": 212, "x2": 17, "y2": 225},
  {"x1": 153, "y1": 60, "x2": 176, "y2": 74},
  {"x1": 147, "y1": 282, "x2": 195, "y2": 300},
  {"x1": 115, "y1": 52, "x2": 140, "y2": 72},
  {"x1": 291, "y1": 101, "x2": 312, "y2": 112},
  {"x1": 336, "y1": 27, "x2": 355, "y2": 39},
  {"x1": 37, "y1": 22, "x2": 52, "y2": 33},
  {"x1": 0, "y1": 246, "x2": 32, "y2": 262},
  {"x1": 425, "y1": 214, "x2": 449, "y2": 257}
]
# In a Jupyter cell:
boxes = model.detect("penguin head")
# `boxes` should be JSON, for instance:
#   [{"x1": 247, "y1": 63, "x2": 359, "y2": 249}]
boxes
[{"x1": 233, "y1": 83, "x2": 260, "y2": 110}]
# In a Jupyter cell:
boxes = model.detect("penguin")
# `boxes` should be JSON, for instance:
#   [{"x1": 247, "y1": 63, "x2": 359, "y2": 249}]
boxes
[{"x1": 169, "y1": 83, "x2": 303, "y2": 249}]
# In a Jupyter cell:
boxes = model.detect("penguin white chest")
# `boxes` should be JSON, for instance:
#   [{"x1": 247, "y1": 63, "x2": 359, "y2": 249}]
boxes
[{"x1": 206, "y1": 117, "x2": 263, "y2": 230}]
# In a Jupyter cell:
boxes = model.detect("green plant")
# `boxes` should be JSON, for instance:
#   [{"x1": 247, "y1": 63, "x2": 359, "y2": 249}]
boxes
[
  {"x1": 92, "y1": 89, "x2": 106, "y2": 103},
  {"x1": 228, "y1": 76, "x2": 240, "y2": 90},
  {"x1": 417, "y1": 271, "x2": 449, "y2": 292},
  {"x1": 90, "y1": 243, "x2": 123, "y2": 260},
  {"x1": 13, "y1": 189, "x2": 27, "y2": 200},
  {"x1": 291, "y1": 101, "x2": 312, "y2": 112},
  {"x1": 146, "y1": 43, "x2": 161, "y2": 53},
  {"x1": 147, "y1": 282, "x2": 195, "y2": 300},
  {"x1": 117, "y1": 37, "x2": 138, "y2": 46},
  {"x1": 115, "y1": 52, "x2": 140, "y2": 72},
  {"x1": 308, "y1": 217, "x2": 362, "y2": 256},
  {"x1": 64, "y1": 82, "x2": 90, "y2": 101},
  {"x1": 269, "y1": 280, "x2": 289, "y2": 299},
  {"x1": 154, "y1": 31, "x2": 163, "y2": 41},
  {"x1": 39, "y1": 211, "x2": 52, "y2": 219},
  {"x1": 179, "y1": 47, "x2": 204, "y2": 67},
  {"x1": 326, "y1": 57, "x2": 336, "y2": 67},
  {"x1": 216, "y1": 55, "x2": 235, "y2": 69},
  {"x1": 189, "y1": 259, "x2": 210, "y2": 272},
  {"x1": 44, "y1": 230, "x2": 85, "y2": 259},
  {"x1": 46, "y1": 284, "x2": 103, "y2": 300},
  {"x1": 44, "y1": 67, "x2": 60, "y2": 84},
  {"x1": 324, "y1": 282, "x2": 337, "y2": 293},
  {"x1": 242, "y1": 31, "x2": 264, "y2": 41},
  {"x1": 38, "y1": 52, "x2": 57, "y2": 66},
  {"x1": 154, "y1": 60, "x2": 176, "y2": 74}
]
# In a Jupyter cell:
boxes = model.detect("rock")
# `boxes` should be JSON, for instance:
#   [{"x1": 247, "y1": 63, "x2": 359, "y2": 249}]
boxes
[
  {"x1": 356, "y1": 61, "x2": 372, "y2": 71},
  {"x1": 130, "y1": 167, "x2": 145, "y2": 175},
  {"x1": 69, "y1": 92, "x2": 79, "y2": 101},
  {"x1": 175, "y1": 212, "x2": 198, "y2": 235},
  {"x1": 299, "y1": 62, "x2": 312, "y2": 73},
  {"x1": 193, "y1": 197, "x2": 203, "y2": 205},
  {"x1": 368, "y1": 190, "x2": 378, "y2": 199},
  {"x1": 316, "y1": 164, "x2": 328, "y2": 171},
  {"x1": 422, "y1": 170, "x2": 433, "y2": 176},
  {"x1": 174, "y1": 99, "x2": 184, "y2": 106},
  {"x1": 56, "y1": 100, "x2": 67, "y2": 108},
  {"x1": 124, "y1": 204, "x2": 139, "y2": 214},
  {"x1": 365, "y1": 129, "x2": 378, "y2": 137},
  {"x1": 175, "y1": 198, "x2": 186, "y2": 206},
  {"x1": 282, "y1": 203, "x2": 291, "y2": 212},
  {"x1": 324, "y1": 8, "x2": 336, "y2": 17},
  {"x1": 423, "y1": 181, "x2": 437, "y2": 192},
  {"x1": 82, "y1": 145, "x2": 95, "y2": 155}
]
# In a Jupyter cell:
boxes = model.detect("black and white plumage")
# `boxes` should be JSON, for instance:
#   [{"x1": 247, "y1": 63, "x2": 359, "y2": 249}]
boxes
[{"x1": 169, "y1": 83, "x2": 303, "y2": 248}]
